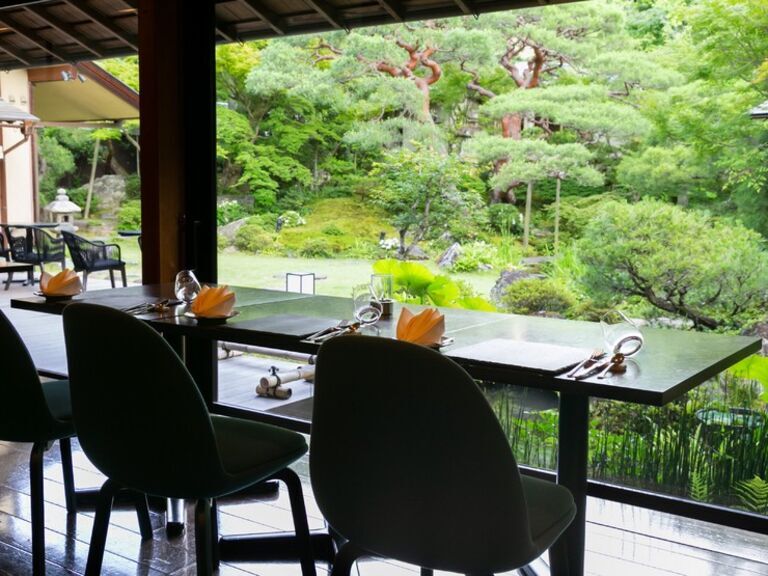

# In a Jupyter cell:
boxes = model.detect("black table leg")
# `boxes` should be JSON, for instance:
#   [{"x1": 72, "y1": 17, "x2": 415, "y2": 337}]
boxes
[{"x1": 554, "y1": 392, "x2": 589, "y2": 576}]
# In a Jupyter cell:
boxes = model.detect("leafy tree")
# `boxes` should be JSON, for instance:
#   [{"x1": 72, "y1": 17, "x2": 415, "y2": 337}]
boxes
[
  {"x1": 370, "y1": 147, "x2": 484, "y2": 257},
  {"x1": 577, "y1": 199, "x2": 768, "y2": 331}
]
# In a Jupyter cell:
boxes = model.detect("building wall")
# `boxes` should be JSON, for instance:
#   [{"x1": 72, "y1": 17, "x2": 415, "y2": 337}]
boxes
[{"x1": 0, "y1": 69, "x2": 34, "y2": 223}]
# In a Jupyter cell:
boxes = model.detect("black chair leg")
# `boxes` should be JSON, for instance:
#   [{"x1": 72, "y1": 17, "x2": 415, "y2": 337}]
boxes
[
  {"x1": 4, "y1": 271, "x2": 12, "y2": 290},
  {"x1": 130, "y1": 491, "x2": 153, "y2": 540},
  {"x1": 548, "y1": 537, "x2": 570, "y2": 576},
  {"x1": 82, "y1": 272, "x2": 88, "y2": 292},
  {"x1": 210, "y1": 498, "x2": 220, "y2": 569},
  {"x1": 271, "y1": 468, "x2": 317, "y2": 576},
  {"x1": 30, "y1": 441, "x2": 47, "y2": 576},
  {"x1": 59, "y1": 437, "x2": 77, "y2": 514},
  {"x1": 330, "y1": 541, "x2": 366, "y2": 576},
  {"x1": 109, "y1": 269, "x2": 115, "y2": 288},
  {"x1": 85, "y1": 479, "x2": 119, "y2": 576},
  {"x1": 195, "y1": 498, "x2": 213, "y2": 576},
  {"x1": 120, "y1": 266, "x2": 127, "y2": 287}
]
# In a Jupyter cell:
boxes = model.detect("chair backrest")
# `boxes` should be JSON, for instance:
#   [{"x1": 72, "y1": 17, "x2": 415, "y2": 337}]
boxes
[
  {"x1": 0, "y1": 310, "x2": 62, "y2": 441},
  {"x1": 34, "y1": 227, "x2": 64, "y2": 262},
  {"x1": 311, "y1": 336, "x2": 536, "y2": 573},
  {"x1": 61, "y1": 231, "x2": 89, "y2": 270},
  {"x1": 5, "y1": 225, "x2": 35, "y2": 262},
  {"x1": 62, "y1": 303, "x2": 226, "y2": 498}
]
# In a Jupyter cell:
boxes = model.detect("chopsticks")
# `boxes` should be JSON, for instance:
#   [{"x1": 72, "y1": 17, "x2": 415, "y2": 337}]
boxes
[{"x1": 120, "y1": 299, "x2": 182, "y2": 315}]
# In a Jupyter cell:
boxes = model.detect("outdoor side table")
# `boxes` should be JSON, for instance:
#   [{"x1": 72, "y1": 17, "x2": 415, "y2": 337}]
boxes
[{"x1": 0, "y1": 260, "x2": 33, "y2": 290}]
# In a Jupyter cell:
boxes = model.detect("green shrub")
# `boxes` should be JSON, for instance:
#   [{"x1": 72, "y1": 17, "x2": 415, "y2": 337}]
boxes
[
  {"x1": 234, "y1": 224, "x2": 275, "y2": 253},
  {"x1": 279, "y1": 210, "x2": 305, "y2": 228},
  {"x1": 217, "y1": 200, "x2": 249, "y2": 225},
  {"x1": 322, "y1": 224, "x2": 344, "y2": 236},
  {"x1": 488, "y1": 203, "x2": 522, "y2": 233},
  {"x1": 67, "y1": 186, "x2": 98, "y2": 214},
  {"x1": 299, "y1": 238, "x2": 334, "y2": 258},
  {"x1": 500, "y1": 278, "x2": 576, "y2": 316},
  {"x1": 452, "y1": 241, "x2": 497, "y2": 272},
  {"x1": 117, "y1": 200, "x2": 141, "y2": 230},
  {"x1": 125, "y1": 174, "x2": 141, "y2": 199}
]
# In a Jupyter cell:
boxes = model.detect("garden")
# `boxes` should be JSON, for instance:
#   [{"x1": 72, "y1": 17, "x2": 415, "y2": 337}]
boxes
[{"x1": 41, "y1": 0, "x2": 768, "y2": 514}]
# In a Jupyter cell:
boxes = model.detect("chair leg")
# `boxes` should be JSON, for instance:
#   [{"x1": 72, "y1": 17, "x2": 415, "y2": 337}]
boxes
[
  {"x1": 109, "y1": 269, "x2": 115, "y2": 288},
  {"x1": 195, "y1": 498, "x2": 213, "y2": 576},
  {"x1": 271, "y1": 468, "x2": 317, "y2": 576},
  {"x1": 4, "y1": 271, "x2": 12, "y2": 290},
  {"x1": 84, "y1": 479, "x2": 120, "y2": 576},
  {"x1": 330, "y1": 541, "x2": 366, "y2": 576},
  {"x1": 130, "y1": 491, "x2": 153, "y2": 540},
  {"x1": 58, "y1": 437, "x2": 77, "y2": 514},
  {"x1": 210, "y1": 498, "x2": 220, "y2": 569},
  {"x1": 548, "y1": 537, "x2": 570, "y2": 576},
  {"x1": 82, "y1": 272, "x2": 88, "y2": 292},
  {"x1": 120, "y1": 265, "x2": 127, "y2": 287},
  {"x1": 30, "y1": 442, "x2": 47, "y2": 576}
]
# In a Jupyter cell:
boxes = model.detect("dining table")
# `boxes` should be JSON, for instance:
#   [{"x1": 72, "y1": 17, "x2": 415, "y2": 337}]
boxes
[{"x1": 10, "y1": 283, "x2": 761, "y2": 576}]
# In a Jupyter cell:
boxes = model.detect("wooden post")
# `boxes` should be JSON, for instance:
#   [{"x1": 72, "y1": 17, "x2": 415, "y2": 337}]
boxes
[
  {"x1": 522, "y1": 180, "x2": 534, "y2": 249},
  {"x1": 138, "y1": 0, "x2": 217, "y2": 284},
  {"x1": 554, "y1": 176, "x2": 561, "y2": 254},
  {"x1": 84, "y1": 138, "x2": 100, "y2": 219}
]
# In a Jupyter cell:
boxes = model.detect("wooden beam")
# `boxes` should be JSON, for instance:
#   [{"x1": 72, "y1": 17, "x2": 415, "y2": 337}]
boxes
[
  {"x1": 24, "y1": 5, "x2": 103, "y2": 58},
  {"x1": 239, "y1": 0, "x2": 285, "y2": 36},
  {"x1": 452, "y1": 0, "x2": 476, "y2": 15},
  {"x1": 374, "y1": 0, "x2": 405, "y2": 22},
  {"x1": 65, "y1": 0, "x2": 139, "y2": 51},
  {"x1": 303, "y1": 0, "x2": 345, "y2": 29},
  {"x1": 216, "y1": 25, "x2": 235, "y2": 42},
  {"x1": 0, "y1": 17, "x2": 67, "y2": 62},
  {"x1": 0, "y1": 35, "x2": 31, "y2": 66}
]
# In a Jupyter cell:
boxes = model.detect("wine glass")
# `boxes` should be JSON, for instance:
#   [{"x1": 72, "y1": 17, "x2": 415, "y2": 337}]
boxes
[
  {"x1": 601, "y1": 310, "x2": 644, "y2": 357},
  {"x1": 352, "y1": 283, "x2": 382, "y2": 326},
  {"x1": 370, "y1": 273, "x2": 394, "y2": 318},
  {"x1": 174, "y1": 270, "x2": 201, "y2": 303}
]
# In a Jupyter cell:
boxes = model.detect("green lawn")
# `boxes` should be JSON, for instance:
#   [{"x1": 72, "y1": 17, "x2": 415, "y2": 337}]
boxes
[{"x1": 113, "y1": 238, "x2": 500, "y2": 299}]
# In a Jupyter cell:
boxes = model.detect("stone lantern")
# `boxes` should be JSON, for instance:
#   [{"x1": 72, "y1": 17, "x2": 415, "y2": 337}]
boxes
[{"x1": 44, "y1": 188, "x2": 82, "y2": 231}]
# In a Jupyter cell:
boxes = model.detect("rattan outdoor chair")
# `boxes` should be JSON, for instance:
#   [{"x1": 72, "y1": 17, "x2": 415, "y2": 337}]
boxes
[{"x1": 61, "y1": 231, "x2": 126, "y2": 289}]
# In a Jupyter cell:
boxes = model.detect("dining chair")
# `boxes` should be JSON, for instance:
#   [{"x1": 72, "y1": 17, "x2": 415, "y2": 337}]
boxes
[
  {"x1": 311, "y1": 336, "x2": 577, "y2": 576},
  {"x1": 0, "y1": 309, "x2": 77, "y2": 575},
  {"x1": 62, "y1": 303, "x2": 317, "y2": 576},
  {"x1": 61, "y1": 231, "x2": 127, "y2": 290},
  {"x1": 5, "y1": 225, "x2": 66, "y2": 279}
]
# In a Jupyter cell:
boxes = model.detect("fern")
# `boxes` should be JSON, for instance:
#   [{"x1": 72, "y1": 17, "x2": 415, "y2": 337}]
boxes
[
  {"x1": 689, "y1": 470, "x2": 711, "y2": 502},
  {"x1": 734, "y1": 475, "x2": 768, "y2": 514}
]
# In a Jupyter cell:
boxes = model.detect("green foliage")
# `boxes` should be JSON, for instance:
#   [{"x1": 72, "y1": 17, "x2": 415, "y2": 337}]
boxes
[
  {"x1": 322, "y1": 224, "x2": 344, "y2": 236},
  {"x1": 278, "y1": 210, "x2": 306, "y2": 228},
  {"x1": 577, "y1": 199, "x2": 768, "y2": 331},
  {"x1": 299, "y1": 238, "x2": 335, "y2": 258},
  {"x1": 370, "y1": 146, "x2": 485, "y2": 256},
  {"x1": 451, "y1": 241, "x2": 497, "y2": 273},
  {"x1": 217, "y1": 200, "x2": 249, "y2": 226},
  {"x1": 500, "y1": 278, "x2": 576, "y2": 317},
  {"x1": 234, "y1": 222, "x2": 276, "y2": 253},
  {"x1": 488, "y1": 203, "x2": 522, "y2": 233},
  {"x1": 372, "y1": 259, "x2": 495, "y2": 310},
  {"x1": 125, "y1": 174, "x2": 140, "y2": 199},
  {"x1": 689, "y1": 469, "x2": 712, "y2": 503},
  {"x1": 98, "y1": 57, "x2": 139, "y2": 90},
  {"x1": 728, "y1": 355, "x2": 768, "y2": 403},
  {"x1": 735, "y1": 476, "x2": 768, "y2": 514},
  {"x1": 543, "y1": 193, "x2": 622, "y2": 242},
  {"x1": 117, "y1": 200, "x2": 141, "y2": 230}
]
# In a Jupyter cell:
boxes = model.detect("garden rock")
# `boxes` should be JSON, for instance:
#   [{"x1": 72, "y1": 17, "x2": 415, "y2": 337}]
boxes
[
  {"x1": 218, "y1": 218, "x2": 249, "y2": 243},
  {"x1": 490, "y1": 268, "x2": 545, "y2": 305},
  {"x1": 437, "y1": 242, "x2": 462, "y2": 268},
  {"x1": 88, "y1": 175, "x2": 126, "y2": 216},
  {"x1": 403, "y1": 245, "x2": 429, "y2": 260}
]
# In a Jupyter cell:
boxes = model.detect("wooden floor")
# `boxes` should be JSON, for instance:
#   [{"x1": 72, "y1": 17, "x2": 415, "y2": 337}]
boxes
[{"x1": 2, "y1": 284, "x2": 768, "y2": 576}]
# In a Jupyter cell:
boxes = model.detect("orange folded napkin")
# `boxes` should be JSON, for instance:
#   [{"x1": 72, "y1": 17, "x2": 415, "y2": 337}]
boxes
[
  {"x1": 190, "y1": 285, "x2": 236, "y2": 317},
  {"x1": 40, "y1": 269, "x2": 82, "y2": 296},
  {"x1": 396, "y1": 307, "x2": 445, "y2": 346}
]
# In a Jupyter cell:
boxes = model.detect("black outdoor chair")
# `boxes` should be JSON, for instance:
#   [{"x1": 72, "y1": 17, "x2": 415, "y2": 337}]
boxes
[
  {"x1": 62, "y1": 303, "x2": 316, "y2": 576},
  {"x1": 5, "y1": 225, "x2": 65, "y2": 278},
  {"x1": 0, "y1": 226, "x2": 10, "y2": 261},
  {"x1": 311, "y1": 336, "x2": 577, "y2": 576},
  {"x1": 61, "y1": 231, "x2": 127, "y2": 290}
]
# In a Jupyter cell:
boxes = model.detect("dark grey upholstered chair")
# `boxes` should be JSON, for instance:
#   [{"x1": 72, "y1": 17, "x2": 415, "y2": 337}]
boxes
[
  {"x1": 62, "y1": 303, "x2": 316, "y2": 576},
  {"x1": 311, "y1": 336, "x2": 577, "y2": 576},
  {"x1": 61, "y1": 231, "x2": 126, "y2": 289},
  {"x1": 0, "y1": 309, "x2": 76, "y2": 575}
]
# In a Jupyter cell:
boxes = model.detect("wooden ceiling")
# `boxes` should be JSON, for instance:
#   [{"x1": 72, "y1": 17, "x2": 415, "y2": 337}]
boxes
[{"x1": 0, "y1": 0, "x2": 577, "y2": 70}]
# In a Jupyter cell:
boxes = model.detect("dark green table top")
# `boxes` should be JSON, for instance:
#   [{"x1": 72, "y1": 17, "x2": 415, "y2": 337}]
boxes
[{"x1": 11, "y1": 283, "x2": 761, "y2": 406}]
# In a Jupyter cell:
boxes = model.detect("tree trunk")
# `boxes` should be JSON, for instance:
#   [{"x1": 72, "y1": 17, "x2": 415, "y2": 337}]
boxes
[
  {"x1": 554, "y1": 177, "x2": 562, "y2": 254},
  {"x1": 522, "y1": 180, "x2": 534, "y2": 249},
  {"x1": 85, "y1": 139, "x2": 101, "y2": 219}
]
